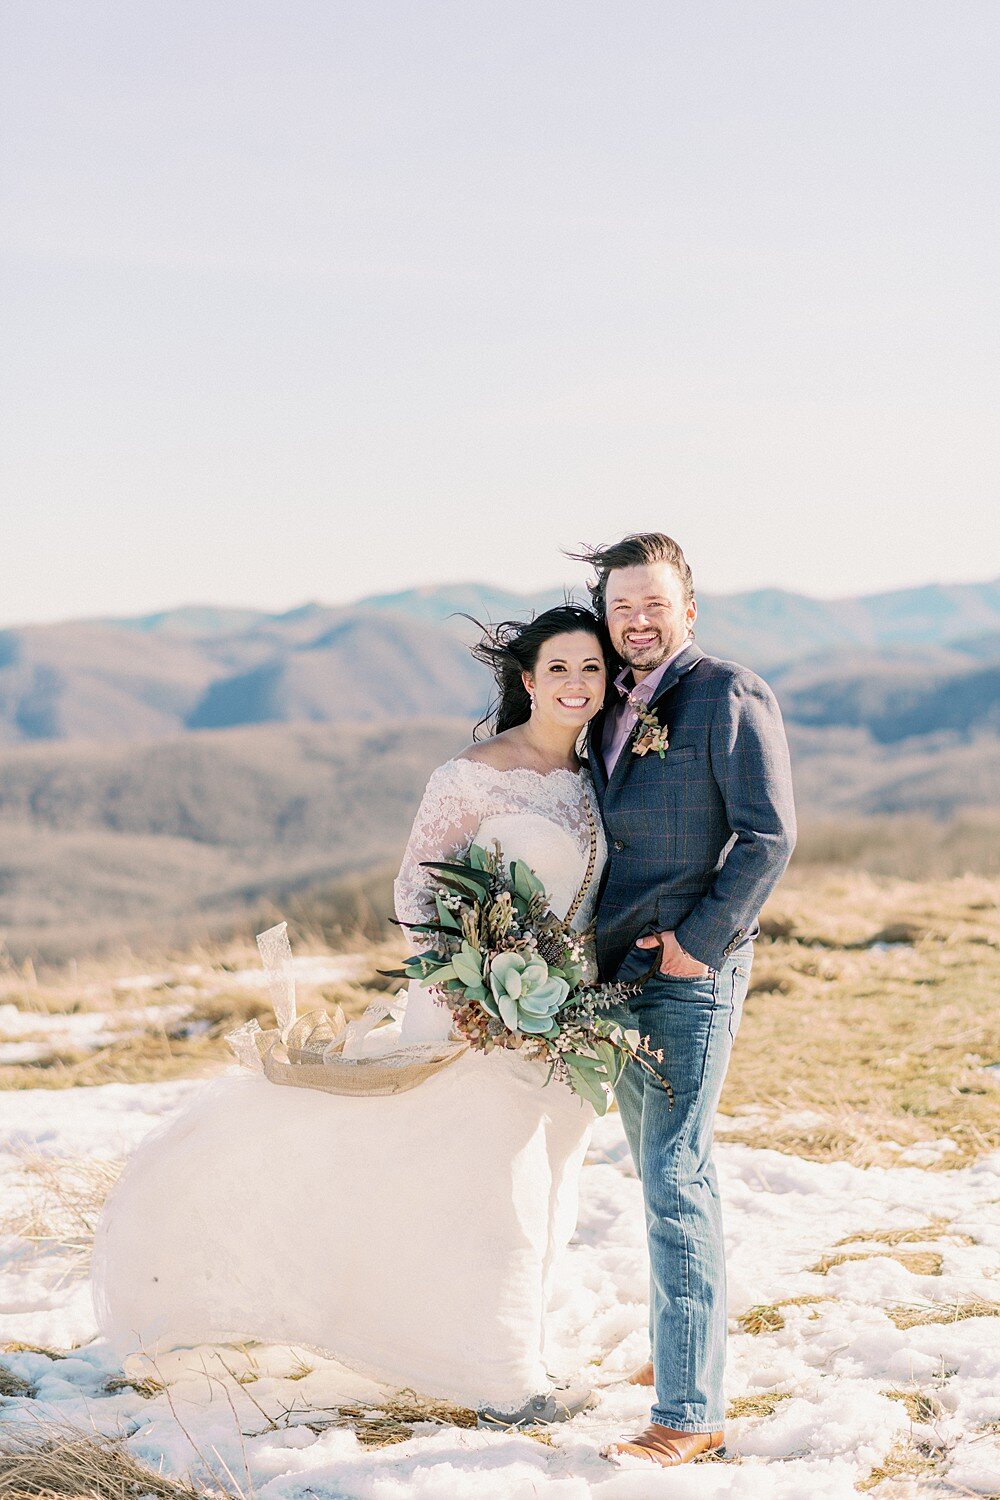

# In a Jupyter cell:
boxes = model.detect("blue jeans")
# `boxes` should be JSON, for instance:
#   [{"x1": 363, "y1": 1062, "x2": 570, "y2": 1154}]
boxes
[{"x1": 612, "y1": 953, "x2": 751, "y2": 1432}]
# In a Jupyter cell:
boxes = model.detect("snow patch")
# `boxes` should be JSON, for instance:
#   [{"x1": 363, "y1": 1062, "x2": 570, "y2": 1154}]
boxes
[{"x1": 0, "y1": 1075, "x2": 997, "y2": 1497}]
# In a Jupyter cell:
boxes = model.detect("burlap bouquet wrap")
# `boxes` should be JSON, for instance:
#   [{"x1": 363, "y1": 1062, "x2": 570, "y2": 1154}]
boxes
[{"x1": 226, "y1": 923, "x2": 466, "y2": 1096}]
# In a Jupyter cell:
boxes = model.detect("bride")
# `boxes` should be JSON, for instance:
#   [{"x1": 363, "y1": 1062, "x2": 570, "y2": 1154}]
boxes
[{"x1": 92, "y1": 604, "x2": 610, "y2": 1425}]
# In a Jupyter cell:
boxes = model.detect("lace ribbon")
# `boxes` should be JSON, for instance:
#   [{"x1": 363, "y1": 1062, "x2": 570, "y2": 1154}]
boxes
[{"x1": 226, "y1": 922, "x2": 467, "y2": 1096}]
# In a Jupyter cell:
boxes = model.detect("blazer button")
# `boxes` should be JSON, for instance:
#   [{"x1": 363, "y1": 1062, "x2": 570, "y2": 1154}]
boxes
[{"x1": 613, "y1": 839, "x2": 625, "y2": 852}]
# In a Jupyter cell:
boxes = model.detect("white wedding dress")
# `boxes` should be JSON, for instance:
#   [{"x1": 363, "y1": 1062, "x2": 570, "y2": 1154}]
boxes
[{"x1": 91, "y1": 758, "x2": 607, "y2": 1412}]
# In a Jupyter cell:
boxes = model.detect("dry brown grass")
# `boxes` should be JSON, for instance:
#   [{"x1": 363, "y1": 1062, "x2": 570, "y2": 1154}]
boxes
[
  {"x1": 792, "y1": 813, "x2": 1000, "y2": 881},
  {"x1": 0, "y1": 1418, "x2": 227, "y2": 1499},
  {"x1": 736, "y1": 1296, "x2": 829, "y2": 1334},
  {"x1": 809, "y1": 1250, "x2": 944, "y2": 1277},
  {"x1": 1, "y1": 921, "x2": 346, "y2": 994},
  {"x1": 737, "y1": 1304, "x2": 787, "y2": 1335},
  {"x1": 323, "y1": 1392, "x2": 478, "y2": 1447},
  {"x1": 0, "y1": 1362, "x2": 32, "y2": 1398},
  {"x1": 0, "y1": 940, "x2": 403, "y2": 1091},
  {"x1": 856, "y1": 1436, "x2": 942, "y2": 1492},
  {"x1": 1, "y1": 1155, "x2": 123, "y2": 1268},
  {"x1": 886, "y1": 1298, "x2": 1000, "y2": 1330},
  {"x1": 103, "y1": 1374, "x2": 165, "y2": 1399},
  {"x1": 727, "y1": 1392, "x2": 791, "y2": 1419},
  {"x1": 0, "y1": 1035, "x2": 226, "y2": 1092},
  {"x1": 720, "y1": 871, "x2": 1000, "y2": 1168},
  {"x1": 835, "y1": 1219, "x2": 977, "y2": 1248},
  {"x1": 291, "y1": 1391, "x2": 561, "y2": 1449},
  {"x1": 882, "y1": 1387, "x2": 943, "y2": 1423}
]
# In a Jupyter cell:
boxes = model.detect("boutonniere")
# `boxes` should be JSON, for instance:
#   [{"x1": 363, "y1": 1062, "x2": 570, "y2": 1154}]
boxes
[{"x1": 628, "y1": 694, "x2": 669, "y2": 758}]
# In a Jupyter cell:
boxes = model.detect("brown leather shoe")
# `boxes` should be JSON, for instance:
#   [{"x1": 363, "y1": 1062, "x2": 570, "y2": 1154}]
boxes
[
  {"x1": 604, "y1": 1423, "x2": 726, "y2": 1466},
  {"x1": 626, "y1": 1360, "x2": 655, "y2": 1386}
]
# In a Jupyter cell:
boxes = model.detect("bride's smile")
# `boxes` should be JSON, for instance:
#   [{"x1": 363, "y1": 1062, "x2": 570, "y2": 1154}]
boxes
[{"x1": 525, "y1": 633, "x2": 606, "y2": 730}]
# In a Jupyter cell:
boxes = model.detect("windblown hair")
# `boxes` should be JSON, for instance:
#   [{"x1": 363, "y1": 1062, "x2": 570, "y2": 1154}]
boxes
[
  {"x1": 468, "y1": 603, "x2": 608, "y2": 739},
  {"x1": 566, "y1": 533, "x2": 694, "y2": 617}
]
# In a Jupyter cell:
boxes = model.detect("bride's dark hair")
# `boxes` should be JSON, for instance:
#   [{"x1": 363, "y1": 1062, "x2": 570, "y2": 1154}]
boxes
[{"x1": 468, "y1": 603, "x2": 609, "y2": 739}]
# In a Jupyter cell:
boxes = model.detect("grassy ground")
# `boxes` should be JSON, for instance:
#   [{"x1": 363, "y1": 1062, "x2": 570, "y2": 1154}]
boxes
[
  {"x1": 721, "y1": 870, "x2": 1000, "y2": 1168},
  {"x1": 2, "y1": 879, "x2": 998, "y2": 1497},
  {"x1": 0, "y1": 937, "x2": 401, "y2": 1091},
  {"x1": 2, "y1": 871, "x2": 998, "y2": 1168}
]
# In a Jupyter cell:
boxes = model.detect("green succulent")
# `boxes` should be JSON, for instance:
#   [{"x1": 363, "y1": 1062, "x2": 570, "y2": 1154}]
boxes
[{"x1": 483, "y1": 951, "x2": 569, "y2": 1035}]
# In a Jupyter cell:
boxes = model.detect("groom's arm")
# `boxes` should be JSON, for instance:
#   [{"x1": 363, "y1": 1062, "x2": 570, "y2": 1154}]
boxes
[{"x1": 673, "y1": 669, "x2": 797, "y2": 972}]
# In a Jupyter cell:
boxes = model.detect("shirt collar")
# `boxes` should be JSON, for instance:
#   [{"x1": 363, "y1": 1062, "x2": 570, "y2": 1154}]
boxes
[{"x1": 614, "y1": 640, "x2": 690, "y2": 701}]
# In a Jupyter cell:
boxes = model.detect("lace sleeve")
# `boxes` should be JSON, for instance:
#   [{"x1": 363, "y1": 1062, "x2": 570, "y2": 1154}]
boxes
[{"x1": 393, "y1": 761, "x2": 484, "y2": 948}]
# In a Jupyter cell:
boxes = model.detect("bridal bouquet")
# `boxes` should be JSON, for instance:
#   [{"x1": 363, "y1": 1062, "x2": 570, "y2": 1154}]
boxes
[{"x1": 385, "y1": 843, "x2": 671, "y2": 1115}]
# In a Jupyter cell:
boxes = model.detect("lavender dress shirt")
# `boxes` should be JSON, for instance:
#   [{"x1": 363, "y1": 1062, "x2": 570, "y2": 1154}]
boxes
[{"x1": 600, "y1": 643, "x2": 688, "y2": 774}]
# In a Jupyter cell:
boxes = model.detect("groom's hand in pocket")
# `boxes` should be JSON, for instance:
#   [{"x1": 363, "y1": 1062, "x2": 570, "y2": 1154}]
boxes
[{"x1": 635, "y1": 930, "x2": 711, "y2": 978}]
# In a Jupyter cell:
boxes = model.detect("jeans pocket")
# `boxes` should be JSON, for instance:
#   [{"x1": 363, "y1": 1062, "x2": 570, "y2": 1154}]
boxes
[{"x1": 647, "y1": 971, "x2": 719, "y2": 1002}]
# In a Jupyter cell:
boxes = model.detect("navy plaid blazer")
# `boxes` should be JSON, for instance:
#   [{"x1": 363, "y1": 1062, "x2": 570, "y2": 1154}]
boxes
[{"x1": 586, "y1": 641, "x2": 796, "y2": 979}]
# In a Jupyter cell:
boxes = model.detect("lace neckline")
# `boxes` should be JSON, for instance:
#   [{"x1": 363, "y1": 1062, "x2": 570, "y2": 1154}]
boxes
[{"x1": 446, "y1": 757, "x2": 586, "y2": 785}]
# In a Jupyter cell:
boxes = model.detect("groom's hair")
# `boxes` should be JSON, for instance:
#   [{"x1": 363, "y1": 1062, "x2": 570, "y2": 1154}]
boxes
[{"x1": 566, "y1": 533, "x2": 694, "y2": 618}]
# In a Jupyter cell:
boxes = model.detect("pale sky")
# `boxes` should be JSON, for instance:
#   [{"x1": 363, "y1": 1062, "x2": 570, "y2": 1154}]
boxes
[{"x1": 2, "y1": 2, "x2": 998, "y2": 627}]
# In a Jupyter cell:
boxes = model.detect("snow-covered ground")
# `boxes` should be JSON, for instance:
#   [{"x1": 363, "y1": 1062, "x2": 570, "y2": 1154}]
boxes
[
  {"x1": 0, "y1": 1002, "x2": 197, "y2": 1064},
  {"x1": 1, "y1": 1079, "x2": 998, "y2": 1498}
]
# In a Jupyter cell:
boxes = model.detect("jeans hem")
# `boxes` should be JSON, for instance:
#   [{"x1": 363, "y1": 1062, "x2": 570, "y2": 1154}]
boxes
[{"x1": 650, "y1": 1408, "x2": 724, "y2": 1433}]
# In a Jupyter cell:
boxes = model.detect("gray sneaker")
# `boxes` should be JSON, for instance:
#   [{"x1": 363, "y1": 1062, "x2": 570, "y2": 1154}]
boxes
[{"x1": 477, "y1": 1380, "x2": 593, "y2": 1428}]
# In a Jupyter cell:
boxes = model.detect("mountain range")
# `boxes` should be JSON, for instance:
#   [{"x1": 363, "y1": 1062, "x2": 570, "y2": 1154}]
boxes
[
  {"x1": 1, "y1": 578, "x2": 998, "y2": 744},
  {"x1": 0, "y1": 578, "x2": 997, "y2": 961}
]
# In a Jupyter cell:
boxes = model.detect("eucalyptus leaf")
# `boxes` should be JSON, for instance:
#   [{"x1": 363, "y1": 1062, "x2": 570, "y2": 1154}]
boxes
[
  {"x1": 565, "y1": 1050, "x2": 602, "y2": 1074},
  {"x1": 595, "y1": 1038, "x2": 626, "y2": 1085},
  {"x1": 433, "y1": 894, "x2": 463, "y2": 934},
  {"x1": 594, "y1": 1038, "x2": 618, "y2": 1076},
  {"x1": 452, "y1": 947, "x2": 485, "y2": 988},
  {"x1": 511, "y1": 859, "x2": 545, "y2": 902},
  {"x1": 422, "y1": 961, "x2": 457, "y2": 986},
  {"x1": 566, "y1": 1058, "x2": 609, "y2": 1114}
]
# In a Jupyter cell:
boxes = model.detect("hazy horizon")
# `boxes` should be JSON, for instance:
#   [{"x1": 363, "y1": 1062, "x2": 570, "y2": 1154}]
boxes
[{"x1": 5, "y1": 566, "x2": 998, "y2": 634}]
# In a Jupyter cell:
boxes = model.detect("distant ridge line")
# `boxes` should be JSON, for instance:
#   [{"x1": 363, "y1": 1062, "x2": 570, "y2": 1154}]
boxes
[
  {"x1": 0, "y1": 577, "x2": 998, "y2": 747},
  {"x1": 8, "y1": 572, "x2": 1000, "y2": 635}
]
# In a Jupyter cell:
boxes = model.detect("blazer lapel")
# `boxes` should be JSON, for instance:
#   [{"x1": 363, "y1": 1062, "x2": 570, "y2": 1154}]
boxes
[
  {"x1": 647, "y1": 640, "x2": 705, "y2": 710},
  {"x1": 603, "y1": 640, "x2": 706, "y2": 802}
]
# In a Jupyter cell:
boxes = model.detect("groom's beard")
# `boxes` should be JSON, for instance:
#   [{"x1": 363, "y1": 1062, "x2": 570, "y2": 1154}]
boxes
[{"x1": 616, "y1": 627, "x2": 688, "y2": 673}]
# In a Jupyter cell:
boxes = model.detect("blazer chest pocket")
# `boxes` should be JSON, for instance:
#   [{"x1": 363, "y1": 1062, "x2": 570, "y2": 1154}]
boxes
[{"x1": 663, "y1": 744, "x2": 697, "y2": 763}]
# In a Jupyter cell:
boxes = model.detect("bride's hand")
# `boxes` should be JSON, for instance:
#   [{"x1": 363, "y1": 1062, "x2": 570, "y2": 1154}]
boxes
[{"x1": 634, "y1": 930, "x2": 711, "y2": 978}]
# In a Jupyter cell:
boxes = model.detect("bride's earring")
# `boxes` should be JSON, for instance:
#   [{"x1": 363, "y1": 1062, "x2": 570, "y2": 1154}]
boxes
[{"x1": 528, "y1": 689, "x2": 536, "y2": 712}]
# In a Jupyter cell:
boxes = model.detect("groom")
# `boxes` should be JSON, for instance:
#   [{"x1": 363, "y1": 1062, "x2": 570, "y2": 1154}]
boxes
[{"x1": 579, "y1": 532, "x2": 796, "y2": 1467}]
